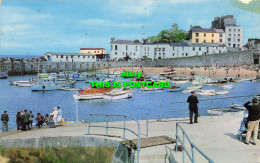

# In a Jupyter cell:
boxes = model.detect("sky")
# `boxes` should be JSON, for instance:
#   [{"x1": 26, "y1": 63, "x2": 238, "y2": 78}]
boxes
[{"x1": 0, "y1": 0, "x2": 259, "y2": 56}]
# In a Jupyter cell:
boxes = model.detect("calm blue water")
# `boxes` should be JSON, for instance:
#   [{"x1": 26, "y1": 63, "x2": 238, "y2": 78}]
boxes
[{"x1": 1, "y1": 75, "x2": 260, "y2": 129}]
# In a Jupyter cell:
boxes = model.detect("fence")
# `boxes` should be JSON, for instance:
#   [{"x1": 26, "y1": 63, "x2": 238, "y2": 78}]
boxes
[
  {"x1": 87, "y1": 114, "x2": 141, "y2": 163},
  {"x1": 176, "y1": 122, "x2": 214, "y2": 163}
]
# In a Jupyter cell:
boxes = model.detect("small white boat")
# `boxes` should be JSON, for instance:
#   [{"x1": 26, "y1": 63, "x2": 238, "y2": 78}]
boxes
[
  {"x1": 197, "y1": 92, "x2": 215, "y2": 96},
  {"x1": 181, "y1": 90, "x2": 194, "y2": 93},
  {"x1": 10, "y1": 79, "x2": 37, "y2": 87},
  {"x1": 172, "y1": 80, "x2": 189, "y2": 84},
  {"x1": 61, "y1": 87, "x2": 80, "y2": 91},
  {"x1": 201, "y1": 89, "x2": 215, "y2": 93},
  {"x1": 187, "y1": 85, "x2": 202, "y2": 90},
  {"x1": 220, "y1": 85, "x2": 233, "y2": 89},
  {"x1": 168, "y1": 86, "x2": 183, "y2": 92},
  {"x1": 103, "y1": 87, "x2": 133, "y2": 100},
  {"x1": 207, "y1": 108, "x2": 222, "y2": 115},
  {"x1": 141, "y1": 87, "x2": 163, "y2": 91},
  {"x1": 215, "y1": 91, "x2": 229, "y2": 95}
]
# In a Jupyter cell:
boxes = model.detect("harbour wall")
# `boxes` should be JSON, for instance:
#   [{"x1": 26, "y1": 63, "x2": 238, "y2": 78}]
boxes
[{"x1": 0, "y1": 50, "x2": 258, "y2": 75}]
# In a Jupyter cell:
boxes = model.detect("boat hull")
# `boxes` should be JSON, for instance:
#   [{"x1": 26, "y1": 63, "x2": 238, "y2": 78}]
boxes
[
  {"x1": 103, "y1": 92, "x2": 132, "y2": 100},
  {"x1": 73, "y1": 93, "x2": 103, "y2": 100}
]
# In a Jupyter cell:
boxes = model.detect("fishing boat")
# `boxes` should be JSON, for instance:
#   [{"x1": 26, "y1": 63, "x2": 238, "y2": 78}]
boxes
[
  {"x1": 201, "y1": 89, "x2": 215, "y2": 93},
  {"x1": 215, "y1": 91, "x2": 229, "y2": 95},
  {"x1": 207, "y1": 108, "x2": 223, "y2": 115},
  {"x1": 168, "y1": 86, "x2": 183, "y2": 92},
  {"x1": 181, "y1": 90, "x2": 194, "y2": 93},
  {"x1": 220, "y1": 85, "x2": 233, "y2": 89},
  {"x1": 172, "y1": 78, "x2": 189, "y2": 84},
  {"x1": 187, "y1": 85, "x2": 202, "y2": 90},
  {"x1": 103, "y1": 87, "x2": 133, "y2": 100},
  {"x1": 197, "y1": 91, "x2": 215, "y2": 96},
  {"x1": 0, "y1": 72, "x2": 8, "y2": 79},
  {"x1": 73, "y1": 87, "x2": 113, "y2": 100},
  {"x1": 10, "y1": 79, "x2": 37, "y2": 87},
  {"x1": 31, "y1": 76, "x2": 75, "y2": 91}
]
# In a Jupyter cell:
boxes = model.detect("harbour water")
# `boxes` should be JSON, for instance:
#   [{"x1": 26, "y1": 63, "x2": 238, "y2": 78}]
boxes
[{"x1": 0, "y1": 75, "x2": 260, "y2": 130}]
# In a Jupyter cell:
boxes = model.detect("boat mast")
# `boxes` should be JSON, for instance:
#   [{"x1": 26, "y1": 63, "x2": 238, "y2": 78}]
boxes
[{"x1": 107, "y1": 59, "x2": 109, "y2": 78}]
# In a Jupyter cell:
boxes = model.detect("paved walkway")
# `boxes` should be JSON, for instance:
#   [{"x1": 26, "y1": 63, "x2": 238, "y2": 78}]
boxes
[{"x1": 0, "y1": 112, "x2": 259, "y2": 163}]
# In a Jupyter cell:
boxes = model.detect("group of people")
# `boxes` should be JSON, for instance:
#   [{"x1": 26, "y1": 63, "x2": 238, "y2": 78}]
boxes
[
  {"x1": 187, "y1": 91, "x2": 260, "y2": 145},
  {"x1": 1, "y1": 106, "x2": 63, "y2": 132}
]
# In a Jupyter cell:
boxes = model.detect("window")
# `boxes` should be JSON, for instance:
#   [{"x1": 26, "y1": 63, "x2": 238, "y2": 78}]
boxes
[
  {"x1": 199, "y1": 47, "x2": 201, "y2": 51},
  {"x1": 182, "y1": 53, "x2": 184, "y2": 56},
  {"x1": 162, "y1": 48, "x2": 165, "y2": 52},
  {"x1": 204, "y1": 40, "x2": 206, "y2": 43},
  {"x1": 122, "y1": 52, "x2": 124, "y2": 55},
  {"x1": 228, "y1": 43, "x2": 231, "y2": 46},
  {"x1": 196, "y1": 39, "x2": 199, "y2": 43},
  {"x1": 83, "y1": 56, "x2": 85, "y2": 59},
  {"x1": 115, "y1": 52, "x2": 117, "y2": 55},
  {"x1": 212, "y1": 34, "x2": 214, "y2": 37},
  {"x1": 238, "y1": 39, "x2": 240, "y2": 42},
  {"x1": 234, "y1": 34, "x2": 236, "y2": 37},
  {"x1": 234, "y1": 29, "x2": 236, "y2": 32},
  {"x1": 78, "y1": 55, "x2": 80, "y2": 58},
  {"x1": 134, "y1": 53, "x2": 135, "y2": 56},
  {"x1": 229, "y1": 34, "x2": 231, "y2": 37},
  {"x1": 172, "y1": 47, "x2": 174, "y2": 51},
  {"x1": 238, "y1": 34, "x2": 240, "y2": 37},
  {"x1": 56, "y1": 55, "x2": 58, "y2": 58},
  {"x1": 229, "y1": 29, "x2": 231, "y2": 32},
  {"x1": 126, "y1": 46, "x2": 128, "y2": 50},
  {"x1": 163, "y1": 53, "x2": 165, "y2": 56},
  {"x1": 111, "y1": 45, "x2": 113, "y2": 51},
  {"x1": 173, "y1": 53, "x2": 174, "y2": 56},
  {"x1": 159, "y1": 48, "x2": 161, "y2": 51},
  {"x1": 228, "y1": 38, "x2": 231, "y2": 42},
  {"x1": 147, "y1": 52, "x2": 149, "y2": 56},
  {"x1": 94, "y1": 51, "x2": 96, "y2": 53},
  {"x1": 136, "y1": 46, "x2": 138, "y2": 51},
  {"x1": 88, "y1": 56, "x2": 90, "y2": 58},
  {"x1": 220, "y1": 39, "x2": 222, "y2": 42},
  {"x1": 193, "y1": 47, "x2": 195, "y2": 51},
  {"x1": 92, "y1": 56, "x2": 94, "y2": 59},
  {"x1": 182, "y1": 47, "x2": 184, "y2": 51},
  {"x1": 159, "y1": 53, "x2": 161, "y2": 56},
  {"x1": 145, "y1": 47, "x2": 146, "y2": 51},
  {"x1": 115, "y1": 45, "x2": 118, "y2": 50},
  {"x1": 211, "y1": 40, "x2": 214, "y2": 43},
  {"x1": 71, "y1": 55, "x2": 73, "y2": 58},
  {"x1": 154, "y1": 48, "x2": 157, "y2": 51},
  {"x1": 148, "y1": 47, "x2": 149, "y2": 51},
  {"x1": 61, "y1": 55, "x2": 63, "y2": 58},
  {"x1": 237, "y1": 44, "x2": 240, "y2": 47},
  {"x1": 195, "y1": 33, "x2": 199, "y2": 37},
  {"x1": 186, "y1": 53, "x2": 188, "y2": 56},
  {"x1": 238, "y1": 29, "x2": 240, "y2": 32},
  {"x1": 204, "y1": 33, "x2": 206, "y2": 37},
  {"x1": 220, "y1": 34, "x2": 222, "y2": 37}
]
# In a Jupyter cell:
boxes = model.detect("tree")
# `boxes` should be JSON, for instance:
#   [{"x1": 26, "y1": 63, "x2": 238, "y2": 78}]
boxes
[
  {"x1": 147, "y1": 36, "x2": 158, "y2": 43},
  {"x1": 192, "y1": 25, "x2": 202, "y2": 28},
  {"x1": 157, "y1": 30, "x2": 172, "y2": 43},
  {"x1": 133, "y1": 40, "x2": 140, "y2": 43}
]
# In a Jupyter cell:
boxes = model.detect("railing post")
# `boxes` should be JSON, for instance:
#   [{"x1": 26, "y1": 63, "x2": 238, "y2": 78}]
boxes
[
  {"x1": 123, "y1": 116, "x2": 126, "y2": 140},
  {"x1": 146, "y1": 113, "x2": 149, "y2": 137},
  {"x1": 182, "y1": 131, "x2": 185, "y2": 163},
  {"x1": 192, "y1": 145, "x2": 195, "y2": 163},
  {"x1": 88, "y1": 121, "x2": 90, "y2": 135},
  {"x1": 176, "y1": 123, "x2": 178, "y2": 152},
  {"x1": 137, "y1": 123, "x2": 141, "y2": 163},
  {"x1": 184, "y1": 103, "x2": 186, "y2": 119},
  {"x1": 106, "y1": 115, "x2": 108, "y2": 137}
]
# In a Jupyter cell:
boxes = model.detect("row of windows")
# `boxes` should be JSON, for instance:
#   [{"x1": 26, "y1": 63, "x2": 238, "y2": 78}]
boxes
[
  {"x1": 154, "y1": 48, "x2": 166, "y2": 51},
  {"x1": 227, "y1": 38, "x2": 241, "y2": 42},
  {"x1": 56, "y1": 55, "x2": 95, "y2": 59},
  {"x1": 196, "y1": 39, "x2": 215, "y2": 43},
  {"x1": 228, "y1": 34, "x2": 241, "y2": 37},
  {"x1": 195, "y1": 33, "x2": 215, "y2": 37},
  {"x1": 228, "y1": 29, "x2": 241, "y2": 32}
]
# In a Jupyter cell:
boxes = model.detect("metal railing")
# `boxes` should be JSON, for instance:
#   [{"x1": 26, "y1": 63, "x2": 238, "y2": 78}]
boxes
[
  {"x1": 176, "y1": 122, "x2": 214, "y2": 163},
  {"x1": 87, "y1": 114, "x2": 141, "y2": 163}
]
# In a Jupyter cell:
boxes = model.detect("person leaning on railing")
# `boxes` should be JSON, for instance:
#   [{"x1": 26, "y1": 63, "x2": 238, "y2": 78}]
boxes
[{"x1": 244, "y1": 98, "x2": 260, "y2": 145}]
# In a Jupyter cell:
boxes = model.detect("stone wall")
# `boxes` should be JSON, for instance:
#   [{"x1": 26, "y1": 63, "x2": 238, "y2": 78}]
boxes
[{"x1": 0, "y1": 50, "x2": 258, "y2": 75}]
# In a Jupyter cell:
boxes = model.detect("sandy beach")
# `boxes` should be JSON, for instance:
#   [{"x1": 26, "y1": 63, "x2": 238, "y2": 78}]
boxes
[{"x1": 100, "y1": 66, "x2": 259, "y2": 78}]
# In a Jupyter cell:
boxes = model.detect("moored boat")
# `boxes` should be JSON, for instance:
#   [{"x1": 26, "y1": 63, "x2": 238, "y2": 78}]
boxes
[
  {"x1": 103, "y1": 87, "x2": 133, "y2": 100},
  {"x1": 187, "y1": 85, "x2": 202, "y2": 90},
  {"x1": 168, "y1": 86, "x2": 183, "y2": 92},
  {"x1": 0, "y1": 72, "x2": 8, "y2": 79},
  {"x1": 73, "y1": 87, "x2": 113, "y2": 100},
  {"x1": 31, "y1": 77, "x2": 75, "y2": 91},
  {"x1": 215, "y1": 91, "x2": 229, "y2": 95},
  {"x1": 197, "y1": 92, "x2": 215, "y2": 96}
]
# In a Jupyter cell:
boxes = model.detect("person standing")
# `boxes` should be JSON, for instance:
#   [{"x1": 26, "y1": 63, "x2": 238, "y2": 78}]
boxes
[
  {"x1": 29, "y1": 111, "x2": 34, "y2": 128},
  {"x1": 57, "y1": 106, "x2": 63, "y2": 126},
  {"x1": 244, "y1": 98, "x2": 260, "y2": 145},
  {"x1": 16, "y1": 112, "x2": 22, "y2": 131},
  {"x1": 1, "y1": 111, "x2": 9, "y2": 132},
  {"x1": 22, "y1": 110, "x2": 30, "y2": 130},
  {"x1": 187, "y1": 91, "x2": 199, "y2": 124},
  {"x1": 50, "y1": 107, "x2": 58, "y2": 128}
]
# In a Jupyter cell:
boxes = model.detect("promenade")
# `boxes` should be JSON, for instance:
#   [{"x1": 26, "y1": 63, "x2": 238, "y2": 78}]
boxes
[{"x1": 1, "y1": 112, "x2": 259, "y2": 163}]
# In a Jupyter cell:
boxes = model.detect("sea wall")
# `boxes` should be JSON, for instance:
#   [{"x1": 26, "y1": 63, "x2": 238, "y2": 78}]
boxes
[
  {"x1": 0, "y1": 50, "x2": 258, "y2": 74},
  {"x1": 0, "y1": 136, "x2": 129, "y2": 163}
]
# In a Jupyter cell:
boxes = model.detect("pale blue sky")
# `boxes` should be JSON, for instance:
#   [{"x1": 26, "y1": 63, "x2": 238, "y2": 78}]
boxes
[{"x1": 0, "y1": 0, "x2": 259, "y2": 55}]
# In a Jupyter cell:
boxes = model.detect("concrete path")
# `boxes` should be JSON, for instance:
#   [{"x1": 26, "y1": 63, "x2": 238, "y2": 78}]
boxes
[{"x1": 0, "y1": 112, "x2": 259, "y2": 163}]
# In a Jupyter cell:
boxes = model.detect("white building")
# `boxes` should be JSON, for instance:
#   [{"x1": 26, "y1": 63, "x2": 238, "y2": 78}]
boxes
[
  {"x1": 110, "y1": 39, "x2": 227, "y2": 60},
  {"x1": 44, "y1": 52, "x2": 96, "y2": 62},
  {"x1": 225, "y1": 26, "x2": 243, "y2": 48}
]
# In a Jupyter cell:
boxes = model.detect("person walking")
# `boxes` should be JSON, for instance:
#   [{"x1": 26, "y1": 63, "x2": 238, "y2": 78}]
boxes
[
  {"x1": 50, "y1": 107, "x2": 58, "y2": 128},
  {"x1": 16, "y1": 112, "x2": 22, "y2": 131},
  {"x1": 57, "y1": 106, "x2": 63, "y2": 126},
  {"x1": 244, "y1": 98, "x2": 260, "y2": 145},
  {"x1": 1, "y1": 111, "x2": 9, "y2": 132},
  {"x1": 187, "y1": 91, "x2": 199, "y2": 124}
]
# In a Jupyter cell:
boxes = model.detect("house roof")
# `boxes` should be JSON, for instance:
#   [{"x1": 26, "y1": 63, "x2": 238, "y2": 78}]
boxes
[
  {"x1": 189, "y1": 43, "x2": 220, "y2": 47},
  {"x1": 45, "y1": 52, "x2": 95, "y2": 56},
  {"x1": 191, "y1": 28, "x2": 217, "y2": 33},
  {"x1": 80, "y1": 48, "x2": 105, "y2": 50},
  {"x1": 170, "y1": 42, "x2": 188, "y2": 47}
]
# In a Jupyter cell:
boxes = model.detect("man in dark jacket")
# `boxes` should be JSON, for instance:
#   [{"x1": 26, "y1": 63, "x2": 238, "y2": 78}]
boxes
[
  {"x1": 1, "y1": 111, "x2": 9, "y2": 132},
  {"x1": 244, "y1": 98, "x2": 260, "y2": 145},
  {"x1": 22, "y1": 110, "x2": 31, "y2": 130},
  {"x1": 187, "y1": 91, "x2": 199, "y2": 124}
]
